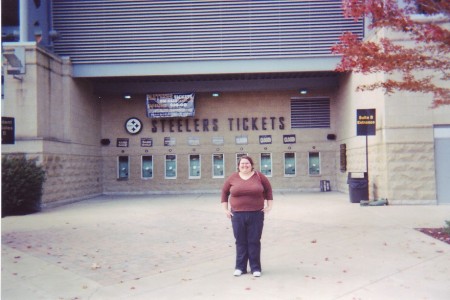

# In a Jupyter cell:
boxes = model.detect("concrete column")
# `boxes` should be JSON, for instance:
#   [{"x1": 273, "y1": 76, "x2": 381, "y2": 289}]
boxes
[{"x1": 19, "y1": 0, "x2": 29, "y2": 42}]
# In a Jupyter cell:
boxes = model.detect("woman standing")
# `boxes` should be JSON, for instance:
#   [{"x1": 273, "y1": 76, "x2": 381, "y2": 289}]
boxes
[{"x1": 221, "y1": 155, "x2": 273, "y2": 277}]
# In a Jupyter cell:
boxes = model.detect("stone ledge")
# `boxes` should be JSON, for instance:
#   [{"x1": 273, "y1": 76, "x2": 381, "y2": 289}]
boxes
[
  {"x1": 389, "y1": 199, "x2": 438, "y2": 205},
  {"x1": 41, "y1": 193, "x2": 103, "y2": 210}
]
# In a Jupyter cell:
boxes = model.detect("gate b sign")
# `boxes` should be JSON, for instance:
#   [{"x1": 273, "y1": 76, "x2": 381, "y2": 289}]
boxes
[
  {"x1": 356, "y1": 109, "x2": 376, "y2": 136},
  {"x1": 2, "y1": 117, "x2": 15, "y2": 144}
]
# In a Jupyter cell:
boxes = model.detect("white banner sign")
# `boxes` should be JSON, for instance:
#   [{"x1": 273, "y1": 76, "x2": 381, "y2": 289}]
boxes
[{"x1": 146, "y1": 93, "x2": 195, "y2": 118}]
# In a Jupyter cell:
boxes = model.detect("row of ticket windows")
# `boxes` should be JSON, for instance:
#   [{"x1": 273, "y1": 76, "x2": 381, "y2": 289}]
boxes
[{"x1": 117, "y1": 152, "x2": 321, "y2": 180}]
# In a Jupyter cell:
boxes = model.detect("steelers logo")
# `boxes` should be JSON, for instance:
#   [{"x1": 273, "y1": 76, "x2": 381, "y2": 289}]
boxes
[{"x1": 125, "y1": 117, "x2": 142, "y2": 135}]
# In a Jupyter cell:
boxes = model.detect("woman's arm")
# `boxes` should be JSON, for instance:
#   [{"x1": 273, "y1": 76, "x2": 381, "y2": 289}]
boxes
[
  {"x1": 221, "y1": 176, "x2": 233, "y2": 218},
  {"x1": 259, "y1": 172, "x2": 273, "y2": 201},
  {"x1": 263, "y1": 200, "x2": 273, "y2": 214},
  {"x1": 222, "y1": 201, "x2": 233, "y2": 219}
]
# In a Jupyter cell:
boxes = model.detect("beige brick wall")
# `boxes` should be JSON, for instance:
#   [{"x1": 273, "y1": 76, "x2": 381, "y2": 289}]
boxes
[
  {"x1": 2, "y1": 44, "x2": 103, "y2": 204},
  {"x1": 42, "y1": 153, "x2": 102, "y2": 202},
  {"x1": 100, "y1": 90, "x2": 339, "y2": 194},
  {"x1": 334, "y1": 58, "x2": 449, "y2": 204},
  {"x1": 3, "y1": 41, "x2": 448, "y2": 204}
]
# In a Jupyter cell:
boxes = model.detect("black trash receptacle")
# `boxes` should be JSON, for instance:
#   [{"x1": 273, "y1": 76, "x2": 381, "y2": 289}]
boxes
[{"x1": 347, "y1": 172, "x2": 368, "y2": 203}]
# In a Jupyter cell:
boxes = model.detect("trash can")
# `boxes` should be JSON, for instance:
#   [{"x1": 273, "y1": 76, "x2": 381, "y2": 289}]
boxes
[
  {"x1": 347, "y1": 172, "x2": 368, "y2": 203},
  {"x1": 320, "y1": 180, "x2": 331, "y2": 192}
]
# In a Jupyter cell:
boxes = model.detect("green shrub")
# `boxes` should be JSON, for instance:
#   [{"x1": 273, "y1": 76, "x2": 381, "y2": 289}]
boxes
[
  {"x1": 2, "y1": 155, "x2": 46, "y2": 217},
  {"x1": 444, "y1": 220, "x2": 450, "y2": 235}
]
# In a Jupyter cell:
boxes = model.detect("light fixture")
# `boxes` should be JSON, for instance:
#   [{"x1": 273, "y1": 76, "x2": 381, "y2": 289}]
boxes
[
  {"x1": 299, "y1": 89, "x2": 308, "y2": 95},
  {"x1": 212, "y1": 92, "x2": 220, "y2": 97},
  {"x1": 3, "y1": 47, "x2": 26, "y2": 75},
  {"x1": 123, "y1": 94, "x2": 132, "y2": 100}
]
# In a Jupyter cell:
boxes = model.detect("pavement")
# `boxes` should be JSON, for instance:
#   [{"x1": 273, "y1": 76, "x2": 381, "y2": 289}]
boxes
[{"x1": 2, "y1": 192, "x2": 450, "y2": 300}]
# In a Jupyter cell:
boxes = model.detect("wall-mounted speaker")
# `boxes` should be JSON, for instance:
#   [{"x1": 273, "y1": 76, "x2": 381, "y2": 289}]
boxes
[
  {"x1": 327, "y1": 134, "x2": 336, "y2": 140},
  {"x1": 101, "y1": 138, "x2": 111, "y2": 146}
]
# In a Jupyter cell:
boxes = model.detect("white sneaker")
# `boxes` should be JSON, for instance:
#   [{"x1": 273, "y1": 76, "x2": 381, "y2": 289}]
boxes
[
  {"x1": 253, "y1": 271, "x2": 261, "y2": 277},
  {"x1": 233, "y1": 269, "x2": 243, "y2": 276}
]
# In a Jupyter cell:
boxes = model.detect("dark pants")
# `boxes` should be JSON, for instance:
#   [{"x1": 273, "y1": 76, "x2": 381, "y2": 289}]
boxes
[{"x1": 231, "y1": 211, "x2": 264, "y2": 273}]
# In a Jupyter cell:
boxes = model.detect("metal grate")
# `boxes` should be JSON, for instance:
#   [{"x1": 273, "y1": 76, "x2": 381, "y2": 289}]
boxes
[
  {"x1": 52, "y1": 0, "x2": 364, "y2": 64},
  {"x1": 291, "y1": 98, "x2": 330, "y2": 128}
]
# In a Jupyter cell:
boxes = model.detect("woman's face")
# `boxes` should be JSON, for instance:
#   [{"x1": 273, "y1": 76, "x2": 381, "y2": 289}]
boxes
[{"x1": 238, "y1": 158, "x2": 252, "y2": 174}]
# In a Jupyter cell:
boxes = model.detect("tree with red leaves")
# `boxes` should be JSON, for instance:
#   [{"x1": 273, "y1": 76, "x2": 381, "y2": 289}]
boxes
[{"x1": 332, "y1": 0, "x2": 450, "y2": 108}]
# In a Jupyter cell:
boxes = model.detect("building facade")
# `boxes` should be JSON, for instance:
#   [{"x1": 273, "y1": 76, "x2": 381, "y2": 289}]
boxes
[{"x1": 2, "y1": 0, "x2": 450, "y2": 205}]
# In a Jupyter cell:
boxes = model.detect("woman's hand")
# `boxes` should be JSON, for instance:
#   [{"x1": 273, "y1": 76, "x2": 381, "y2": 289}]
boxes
[
  {"x1": 263, "y1": 200, "x2": 273, "y2": 214},
  {"x1": 262, "y1": 206, "x2": 272, "y2": 214},
  {"x1": 225, "y1": 210, "x2": 233, "y2": 219},
  {"x1": 223, "y1": 202, "x2": 233, "y2": 218}
]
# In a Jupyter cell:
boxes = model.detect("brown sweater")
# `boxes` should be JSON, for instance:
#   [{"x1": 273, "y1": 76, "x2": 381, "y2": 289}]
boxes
[{"x1": 221, "y1": 171, "x2": 273, "y2": 212}]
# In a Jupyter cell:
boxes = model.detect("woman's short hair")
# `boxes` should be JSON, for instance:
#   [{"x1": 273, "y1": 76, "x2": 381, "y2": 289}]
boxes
[{"x1": 237, "y1": 155, "x2": 254, "y2": 170}]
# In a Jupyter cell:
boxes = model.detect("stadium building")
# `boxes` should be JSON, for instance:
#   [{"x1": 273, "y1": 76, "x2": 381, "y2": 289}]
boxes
[{"x1": 2, "y1": 0, "x2": 449, "y2": 206}]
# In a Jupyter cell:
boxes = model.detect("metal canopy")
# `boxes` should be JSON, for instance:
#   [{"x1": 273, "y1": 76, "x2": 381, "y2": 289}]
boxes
[{"x1": 92, "y1": 71, "x2": 339, "y2": 96}]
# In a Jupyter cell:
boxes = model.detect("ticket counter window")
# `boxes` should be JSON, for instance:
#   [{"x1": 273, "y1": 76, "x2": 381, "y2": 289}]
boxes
[
  {"x1": 213, "y1": 153, "x2": 224, "y2": 178},
  {"x1": 236, "y1": 153, "x2": 248, "y2": 166},
  {"x1": 118, "y1": 156, "x2": 129, "y2": 179},
  {"x1": 189, "y1": 154, "x2": 201, "y2": 179},
  {"x1": 309, "y1": 152, "x2": 321, "y2": 175},
  {"x1": 142, "y1": 155, "x2": 153, "y2": 179},
  {"x1": 260, "y1": 153, "x2": 272, "y2": 177},
  {"x1": 165, "y1": 154, "x2": 177, "y2": 179},
  {"x1": 284, "y1": 152, "x2": 296, "y2": 176}
]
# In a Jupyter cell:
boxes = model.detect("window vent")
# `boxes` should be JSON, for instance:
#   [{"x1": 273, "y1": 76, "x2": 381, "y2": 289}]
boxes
[{"x1": 291, "y1": 98, "x2": 330, "y2": 128}]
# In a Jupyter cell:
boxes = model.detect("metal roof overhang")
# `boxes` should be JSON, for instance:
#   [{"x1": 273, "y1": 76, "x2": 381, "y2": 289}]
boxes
[
  {"x1": 83, "y1": 56, "x2": 341, "y2": 95},
  {"x1": 92, "y1": 71, "x2": 339, "y2": 96},
  {"x1": 74, "y1": 56, "x2": 340, "y2": 78}
]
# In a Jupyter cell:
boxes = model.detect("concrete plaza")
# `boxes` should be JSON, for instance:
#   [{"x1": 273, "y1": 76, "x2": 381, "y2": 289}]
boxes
[{"x1": 2, "y1": 192, "x2": 450, "y2": 299}]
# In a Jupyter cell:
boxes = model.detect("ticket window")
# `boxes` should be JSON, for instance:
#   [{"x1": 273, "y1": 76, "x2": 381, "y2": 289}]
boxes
[
  {"x1": 142, "y1": 155, "x2": 153, "y2": 179},
  {"x1": 118, "y1": 156, "x2": 129, "y2": 180},
  {"x1": 284, "y1": 152, "x2": 296, "y2": 176},
  {"x1": 213, "y1": 153, "x2": 224, "y2": 178},
  {"x1": 189, "y1": 154, "x2": 201, "y2": 179},
  {"x1": 309, "y1": 152, "x2": 321, "y2": 175},
  {"x1": 165, "y1": 154, "x2": 177, "y2": 179},
  {"x1": 236, "y1": 153, "x2": 248, "y2": 165},
  {"x1": 260, "y1": 153, "x2": 272, "y2": 177}
]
